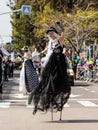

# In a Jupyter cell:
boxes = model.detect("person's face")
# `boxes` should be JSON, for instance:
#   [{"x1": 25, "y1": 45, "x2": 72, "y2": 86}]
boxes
[{"x1": 48, "y1": 32, "x2": 56, "y2": 40}]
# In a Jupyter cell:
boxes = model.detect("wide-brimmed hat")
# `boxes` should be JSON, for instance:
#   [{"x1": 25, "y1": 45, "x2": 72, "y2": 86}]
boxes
[{"x1": 46, "y1": 27, "x2": 58, "y2": 34}]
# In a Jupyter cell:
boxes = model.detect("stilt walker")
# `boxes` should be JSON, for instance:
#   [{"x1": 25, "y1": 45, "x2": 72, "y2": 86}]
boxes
[{"x1": 32, "y1": 21, "x2": 71, "y2": 121}]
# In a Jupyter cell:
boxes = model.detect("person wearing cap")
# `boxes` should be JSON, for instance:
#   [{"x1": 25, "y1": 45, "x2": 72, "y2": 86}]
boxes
[
  {"x1": 21, "y1": 45, "x2": 29, "y2": 57},
  {"x1": 32, "y1": 22, "x2": 71, "y2": 120}
]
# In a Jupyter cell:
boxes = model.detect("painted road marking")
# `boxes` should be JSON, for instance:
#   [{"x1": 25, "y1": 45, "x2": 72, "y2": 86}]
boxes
[
  {"x1": 91, "y1": 91, "x2": 96, "y2": 93},
  {"x1": 64, "y1": 104, "x2": 69, "y2": 107},
  {"x1": 10, "y1": 93, "x2": 28, "y2": 99},
  {"x1": 26, "y1": 105, "x2": 34, "y2": 108},
  {"x1": 0, "y1": 99, "x2": 98, "y2": 108},
  {"x1": 26, "y1": 104, "x2": 69, "y2": 108},
  {"x1": 0, "y1": 102, "x2": 11, "y2": 108},
  {"x1": 69, "y1": 98, "x2": 98, "y2": 101},
  {"x1": 84, "y1": 88, "x2": 89, "y2": 91},
  {"x1": 70, "y1": 94, "x2": 80, "y2": 98},
  {"x1": 77, "y1": 101, "x2": 98, "y2": 107}
]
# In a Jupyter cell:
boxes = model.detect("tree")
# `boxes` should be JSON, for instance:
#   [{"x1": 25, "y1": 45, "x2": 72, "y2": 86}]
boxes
[
  {"x1": 8, "y1": 0, "x2": 98, "y2": 53},
  {"x1": 64, "y1": 7, "x2": 98, "y2": 56}
]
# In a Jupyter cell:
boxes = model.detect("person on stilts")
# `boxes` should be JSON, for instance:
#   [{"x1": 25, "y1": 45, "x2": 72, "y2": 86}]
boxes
[{"x1": 32, "y1": 21, "x2": 71, "y2": 120}]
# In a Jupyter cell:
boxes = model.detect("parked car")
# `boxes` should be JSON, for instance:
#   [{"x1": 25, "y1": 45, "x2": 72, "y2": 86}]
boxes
[
  {"x1": 66, "y1": 57, "x2": 75, "y2": 86},
  {"x1": 67, "y1": 68, "x2": 74, "y2": 86}
]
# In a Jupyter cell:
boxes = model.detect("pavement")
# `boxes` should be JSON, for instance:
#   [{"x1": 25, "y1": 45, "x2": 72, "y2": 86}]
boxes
[{"x1": 0, "y1": 70, "x2": 98, "y2": 130}]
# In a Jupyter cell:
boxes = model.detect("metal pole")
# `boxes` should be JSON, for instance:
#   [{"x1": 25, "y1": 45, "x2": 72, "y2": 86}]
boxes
[
  {"x1": 59, "y1": 111, "x2": 62, "y2": 120},
  {"x1": 0, "y1": 9, "x2": 21, "y2": 15}
]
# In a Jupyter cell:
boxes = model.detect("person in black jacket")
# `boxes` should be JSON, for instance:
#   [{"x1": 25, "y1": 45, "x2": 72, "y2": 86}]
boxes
[{"x1": 0, "y1": 50, "x2": 3, "y2": 99}]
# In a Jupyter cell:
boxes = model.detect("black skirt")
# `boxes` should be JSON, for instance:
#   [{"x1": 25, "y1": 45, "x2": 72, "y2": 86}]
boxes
[{"x1": 33, "y1": 46, "x2": 71, "y2": 114}]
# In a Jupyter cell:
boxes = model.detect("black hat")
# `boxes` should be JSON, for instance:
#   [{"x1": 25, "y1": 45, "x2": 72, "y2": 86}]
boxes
[{"x1": 46, "y1": 27, "x2": 58, "y2": 34}]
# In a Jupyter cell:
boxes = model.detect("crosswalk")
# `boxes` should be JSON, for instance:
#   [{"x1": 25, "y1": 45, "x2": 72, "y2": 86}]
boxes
[
  {"x1": 0, "y1": 102, "x2": 11, "y2": 108},
  {"x1": 0, "y1": 93, "x2": 98, "y2": 109},
  {"x1": 0, "y1": 98, "x2": 98, "y2": 109}
]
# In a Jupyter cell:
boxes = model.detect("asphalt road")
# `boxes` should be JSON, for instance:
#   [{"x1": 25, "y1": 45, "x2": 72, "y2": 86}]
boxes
[{"x1": 0, "y1": 70, "x2": 98, "y2": 130}]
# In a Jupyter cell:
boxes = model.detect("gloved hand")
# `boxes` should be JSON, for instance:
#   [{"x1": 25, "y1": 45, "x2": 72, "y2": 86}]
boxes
[{"x1": 56, "y1": 21, "x2": 64, "y2": 32}]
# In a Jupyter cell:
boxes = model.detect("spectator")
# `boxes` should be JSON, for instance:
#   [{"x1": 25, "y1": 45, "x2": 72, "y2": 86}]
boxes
[{"x1": 0, "y1": 50, "x2": 3, "y2": 99}]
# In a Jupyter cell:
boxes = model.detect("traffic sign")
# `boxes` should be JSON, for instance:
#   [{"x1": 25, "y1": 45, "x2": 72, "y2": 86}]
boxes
[{"x1": 21, "y1": 5, "x2": 31, "y2": 15}]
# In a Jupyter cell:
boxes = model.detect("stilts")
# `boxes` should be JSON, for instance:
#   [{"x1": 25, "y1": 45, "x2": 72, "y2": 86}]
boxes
[
  {"x1": 51, "y1": 106, "x2": 53, "y2": 121},
  {"x1": 59, "y1": 110, "x2": 62, "y2": 120}
]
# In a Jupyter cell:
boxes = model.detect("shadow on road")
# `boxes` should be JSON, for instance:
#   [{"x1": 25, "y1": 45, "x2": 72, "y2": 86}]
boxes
[
  {"x1": 45, "y1": 119, "x2": 98, "y2": 123},
  {"x1": 73, "y1": 81, "x2": 91, "y2": 87}
]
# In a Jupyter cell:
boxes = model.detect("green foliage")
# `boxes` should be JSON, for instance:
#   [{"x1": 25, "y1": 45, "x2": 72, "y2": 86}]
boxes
[{"x1": 8, "y1": 0, "x2": 98, "y2": 54}]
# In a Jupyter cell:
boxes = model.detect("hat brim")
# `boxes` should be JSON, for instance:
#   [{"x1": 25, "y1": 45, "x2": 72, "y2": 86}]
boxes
[{"x1": 46, "y1": 27, "x2": 58, "y2": 34}]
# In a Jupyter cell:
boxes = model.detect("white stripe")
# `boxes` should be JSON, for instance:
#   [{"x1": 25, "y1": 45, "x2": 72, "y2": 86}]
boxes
[
  {"x1": 77, "y1": 101, "x2": 98, "y2": 107},
  {"x1": 91, "y1": 91, "x2": 96, "y2": 93},
  {"x1": 26, "y1": 103, "x2": 69, "y2": 108},
  {"x1": 84, "y1": 88, "x2": 89, "y2": 91},
  {"x1": 80, "y1": 87, "x2": 83, "y2": 89},
  {"x1": 64, "y1": 104, "x2": 69, "y2": 107},
  {"x1": 26, "y1": 105, "x2": 34, "y2": 108},
  {"x1": 70, "y1": 94, "x2": 80, "y2": 98},
  {"x1": 10, "y1": 93, "x2": 28, "y2": 99},
  {"x1": 69, "y1": 98, "x2": 98, "y2": 101},
  {"x1": 3, "y1": 100, "x2": 26, "y2": 102},
  {"x1": 0, "y1": 102, "x2": 11, "y2": 108}
]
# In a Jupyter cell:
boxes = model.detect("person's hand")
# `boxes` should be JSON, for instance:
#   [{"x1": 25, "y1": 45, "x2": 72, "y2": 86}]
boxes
[
  {"x1": 38, "y1": 52, "x2": 41, "y2": 55},
  {"x1": 56, "y1": 21, "x2": 60, "y2": 25},
  {"x1": 56, "y1": 21, "x2": 64, "y2": 32}
]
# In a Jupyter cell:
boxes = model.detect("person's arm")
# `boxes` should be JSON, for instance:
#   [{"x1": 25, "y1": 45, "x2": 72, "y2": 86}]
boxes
[
  {"x1": 41, "y1": 47, "x2": 48, "y2": 54},
  {"x1": 56, "y1": 21, "x2": 65, "y2": 44},
  {"x1": 59, "y1": 31, "x2": 65, "y2": 44},
  {"x1": 39, "y1": 45, "x2": 48, "y2": 55}
]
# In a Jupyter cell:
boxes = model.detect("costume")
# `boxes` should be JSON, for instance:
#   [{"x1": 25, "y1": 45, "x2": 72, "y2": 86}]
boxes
[
  {"x1": 19, "y1": 52, "x2": 39, "y2": 102},
  {"x1": 25, "y1": 59, "x2": 39, "y2": 94},
  {"x1": 19, "y1": 62, "x2": 26, "y2": 92},
  {"x1": 33, "y1": 31, "x2": 71, "y2": 115}
]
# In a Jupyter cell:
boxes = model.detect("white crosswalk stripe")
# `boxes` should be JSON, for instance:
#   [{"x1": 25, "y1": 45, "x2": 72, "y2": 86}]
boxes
[
  {"x1": 0, "y1": 100, "x2": 98, "y2": 108},
  {"x1": 64, "y1": 104, "x2": 69, "y2": 107},
  {"x1": 0, "y1": 102, "x2": 11, "y2": 108},
  {"x1": 26, "y1": 104, "x2": 34, "y2": 109},
  {"x1": 77, "y1": 101, "x2": 98, "y2": 107}
]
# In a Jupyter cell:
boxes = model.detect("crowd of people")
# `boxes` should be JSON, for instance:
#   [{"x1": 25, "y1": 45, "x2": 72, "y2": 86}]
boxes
[
  {"x1": 70, "y1": 55, "x2": 98, "y2": 82},
  {"x1": 0, "y1": 50, "x2": 15, "y2": 99}
]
